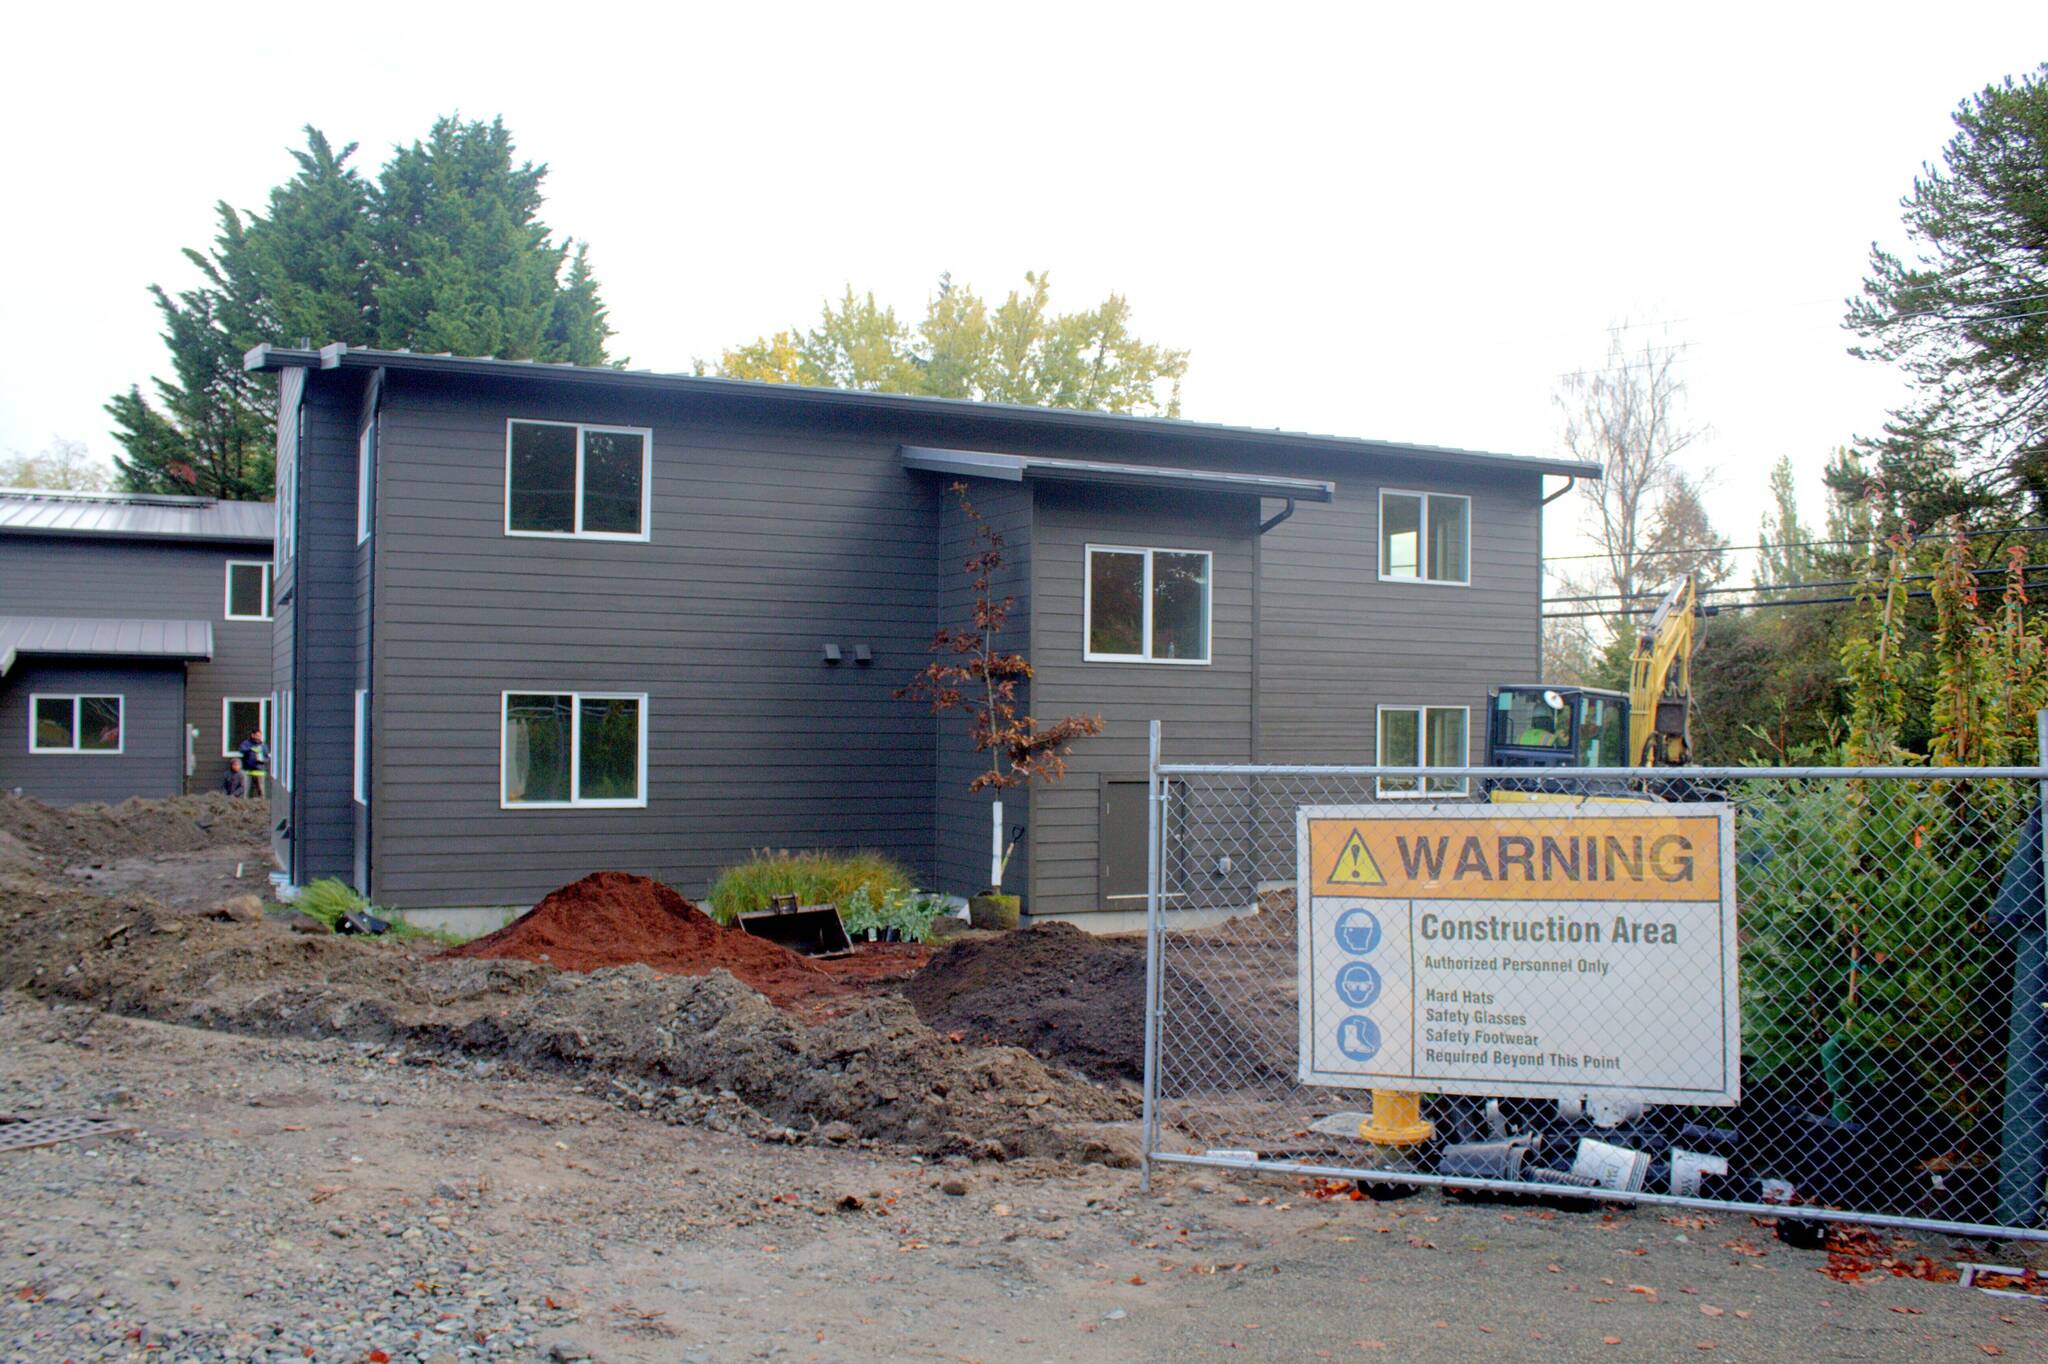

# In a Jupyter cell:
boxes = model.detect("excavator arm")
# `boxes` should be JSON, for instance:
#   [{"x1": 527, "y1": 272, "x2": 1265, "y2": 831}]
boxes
[{"x1": 1627, "y1": 574, "x2": 1698, "y2": 766}]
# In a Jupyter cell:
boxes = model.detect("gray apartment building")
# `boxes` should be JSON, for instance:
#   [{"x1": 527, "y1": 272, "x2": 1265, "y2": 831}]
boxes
[
  {"x1": 248, "y1": 343, "x2": 1596, "y2": 928},
  {"x1": 1, "y1": 490, "x2": 276, "y2": 804}
]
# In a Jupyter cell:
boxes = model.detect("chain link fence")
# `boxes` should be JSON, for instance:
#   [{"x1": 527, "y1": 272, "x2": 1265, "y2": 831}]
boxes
[{"x1": 1139, "y1": 726, "x2": 2048, "y2": 1241}]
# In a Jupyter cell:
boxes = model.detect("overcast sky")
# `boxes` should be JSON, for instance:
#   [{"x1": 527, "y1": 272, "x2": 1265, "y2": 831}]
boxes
[{"x1": 3, "y1": 4, "x2": 2042, "y2": 580}]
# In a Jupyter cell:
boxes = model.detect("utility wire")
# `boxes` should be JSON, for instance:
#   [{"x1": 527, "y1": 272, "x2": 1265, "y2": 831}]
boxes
[
  {"x1": 1548, "y1": 561, "x2": 2043, "y2": 606},
  {"x1": 1542, "y1": 569, "x2": 2048, "y2": 621},
  {"x1": 1540, "y1": 523, "x2": 2048, "y2": 565}
]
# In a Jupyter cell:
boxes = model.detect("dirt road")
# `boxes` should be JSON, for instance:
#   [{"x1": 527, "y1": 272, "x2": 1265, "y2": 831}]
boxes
[{"x1": 3, "y1": 1002, "x2": 2038, "y2": 1363}]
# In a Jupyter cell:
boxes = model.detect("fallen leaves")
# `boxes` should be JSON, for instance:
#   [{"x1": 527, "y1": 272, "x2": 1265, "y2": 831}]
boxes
[
  {"x1": 1819, "y1": 1227, "x2": 1960, "y2": 1285},
  {"x1": 1722, "y1": 1239, "x2": 1768, "y2": 1258},
  {"x1": 1699, "y1": 1305, "x2": 1725, "y2": 1318}
]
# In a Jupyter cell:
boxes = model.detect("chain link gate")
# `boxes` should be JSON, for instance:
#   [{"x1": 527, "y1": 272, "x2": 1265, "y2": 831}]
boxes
[{"x1": 1138, "y1": 721, "x2": 2048, "y2": 1242}]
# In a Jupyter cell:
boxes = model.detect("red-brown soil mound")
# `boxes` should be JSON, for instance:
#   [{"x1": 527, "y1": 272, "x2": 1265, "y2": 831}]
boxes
[{"x1": 446, "y1": 871, "x2": 845, "y2": 1010}]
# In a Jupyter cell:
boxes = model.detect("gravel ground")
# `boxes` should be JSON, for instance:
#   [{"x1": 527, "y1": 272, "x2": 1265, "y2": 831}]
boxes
[{"x1": 3, "y1": 999, "x2": 2042, "y2": 1363}]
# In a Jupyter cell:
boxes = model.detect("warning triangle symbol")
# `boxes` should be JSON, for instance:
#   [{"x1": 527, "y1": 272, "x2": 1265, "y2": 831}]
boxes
[{"x1": 1327, "y1": 827, "x2": 1384, "y2": 886}]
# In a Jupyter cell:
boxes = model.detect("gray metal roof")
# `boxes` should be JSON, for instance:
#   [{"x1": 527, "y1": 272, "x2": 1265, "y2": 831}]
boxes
[
  {"x1": 0, "y1": 616, "x2": 215, "y2": 677},
  {"x1": 0, "y1": 489, "x2": 273, "y2": 544},
  {"x1": 901, "y1": 446, "x2": 1336, "y2": 501},
  {"x1": 247, "y1": 343, "x2": 1602, "y2": 481}
]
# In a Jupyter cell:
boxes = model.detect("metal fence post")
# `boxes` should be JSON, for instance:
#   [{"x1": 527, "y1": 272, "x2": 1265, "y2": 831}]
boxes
[
  {"x1": 1996, "y1": 712, "x2": 2048, "y2": 1227},
  {"x1": 1140, "y1": 719, "x2": 1164, "y2": 1194}
]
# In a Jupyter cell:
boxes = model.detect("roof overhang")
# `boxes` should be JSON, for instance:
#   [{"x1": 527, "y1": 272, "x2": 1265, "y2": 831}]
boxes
[
  {"x1": 900, "y1": 446, "x2": 1336, "y2": 502},
  {"x1": 0, "y1": 617, "x2": 214, "y2": 678},
  {"x1": 245, "y1": 343, "x2": 1603, "y2": 481}
]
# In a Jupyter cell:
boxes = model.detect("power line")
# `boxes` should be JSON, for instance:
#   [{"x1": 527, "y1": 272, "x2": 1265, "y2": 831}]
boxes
[
  {"x1": 1540, "y1": 523, "x2": 2048, "y2": 565},
  {"x1": 1542, "y1": 568, "x2": 2048, "y2": 621},
  {"x1": 1548, "y1": 560, "x2": 2044, "y2": 607}
]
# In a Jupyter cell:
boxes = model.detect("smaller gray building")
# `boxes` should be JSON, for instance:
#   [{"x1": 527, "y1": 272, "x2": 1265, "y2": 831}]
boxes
[{"x1": 0, "y1": 489, "x2": 277, "y2": 804}]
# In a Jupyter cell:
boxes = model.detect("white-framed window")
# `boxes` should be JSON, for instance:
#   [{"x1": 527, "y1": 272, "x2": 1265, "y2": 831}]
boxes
[
  {"x1": 1084, "y1": 545, "x2": 1212, "y2": 664},
  {"x1": 353, "y1": 689, "x2": 368, "y2": 805},
  {"x1": 356, "y1": 419, "x2": 374, "y2": 545},
  {"x1": 1379, "y1": 490, "x2": 1471, "y2": 585},
  {"x1": 29, "y1": 694, "x2": 123, "y2": 754},
  {"x1": 221, "y1": 696, "x2": 272, "y2": 757},
  {"x1": 1377, "y1": 704, "x2": 1469, "y2": 798},
  {"x1": 225, "y1": 560, "x2": 275, "y2": 621},
  {"x1": 500, "y1": 691, "x2": 648, "y2": 809},
  {"x1": 504, "y1": 419, "x2": 652, "y2": 541}
]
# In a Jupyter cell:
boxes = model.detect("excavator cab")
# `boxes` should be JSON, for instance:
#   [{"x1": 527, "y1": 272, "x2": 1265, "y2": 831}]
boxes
[
  {"x1": 1483, "y1": 575, "x2": 1704, "y2": 802},
  {"x1": 1485, "y1": 686, "x2": 1630, "y2": 768}
]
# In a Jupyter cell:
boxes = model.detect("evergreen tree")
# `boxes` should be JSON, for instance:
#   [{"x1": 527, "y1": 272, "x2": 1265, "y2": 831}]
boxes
[
  {"x1": 111, "y1": 118, "x2": 613, "y2": 498},
  {"x1": 1847, "y1": 65, "x2": 2048, "y2": 516}
]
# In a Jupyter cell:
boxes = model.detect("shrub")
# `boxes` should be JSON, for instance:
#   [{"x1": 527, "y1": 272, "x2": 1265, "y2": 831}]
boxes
[
  {"x1": 294, "y1": 876, "x2": 459, "y2": 945},
  {"x1": 1737, "y1": 773, "x2": 2008, "y2": 1128},
  {"x1": 706, "y1": 849, "x2": 913, "y2": 924},
  {"x1": 296, "y1": 877, "x2": 369, "y2": 928},
  {"x1": 840, "y1": 885, "x2": 954, "y2": 943}
]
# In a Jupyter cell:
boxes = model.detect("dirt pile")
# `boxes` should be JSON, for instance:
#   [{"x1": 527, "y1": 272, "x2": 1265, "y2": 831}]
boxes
[
  {"x1": 446, "y1": 871, "x2": 846, "y2": 1010},
  {"x1": 906, "y1": 924, "x2": 1150, "y2": 1083},
  {"x1": 905, "y1": 922, "x2": 1283, "y2": 1087},
  {"x1": 0, "y1": 873, "x2": 1136, "y2": 1164},
  {"x1": 0, "y1": 793, "x2": 271, "y2": 864}
]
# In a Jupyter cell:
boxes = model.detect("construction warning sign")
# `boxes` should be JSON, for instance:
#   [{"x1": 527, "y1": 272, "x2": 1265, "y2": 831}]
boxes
[
  {"x1": 1305, "y1": 812, "x2": 1724, "y2": 902},
  {"x1": 1296, "y1": 802, "x2": 1740, "y2": 1104}
]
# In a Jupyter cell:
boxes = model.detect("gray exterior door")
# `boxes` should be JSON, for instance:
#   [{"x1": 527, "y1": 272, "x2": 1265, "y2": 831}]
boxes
[{"x1": 1098, "y1": 778, "x2": 1150, "y2": 906}]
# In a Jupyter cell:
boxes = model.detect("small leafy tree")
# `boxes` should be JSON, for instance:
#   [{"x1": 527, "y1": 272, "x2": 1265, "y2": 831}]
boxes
[
  {"x1": 900, "y1": 483, "x2": 1104, "y2": 893},
  {"x1": 1743, "y1": 520, "x2": 2048, "y2": 1142}
]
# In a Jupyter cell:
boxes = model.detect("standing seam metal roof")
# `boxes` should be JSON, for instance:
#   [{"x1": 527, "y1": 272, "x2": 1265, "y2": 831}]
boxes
[
  {"x1": 0, "y1": 616, "x2": 215, "y2": 677},
  {"x1": 0, "y1": 490, "x2": 273, "y2": 543}
]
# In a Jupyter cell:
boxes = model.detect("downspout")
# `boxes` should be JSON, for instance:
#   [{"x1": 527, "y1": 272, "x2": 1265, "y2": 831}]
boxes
[
  {"x1": 1542, "y1": 476, "x2": 1577, "y2": 506},
  {"x1": 1258, "y1": 497, "x2": 1297, "y2": 535},
  {"x1": 363, "y1": 368, "x2": 384, "y2": 900}
]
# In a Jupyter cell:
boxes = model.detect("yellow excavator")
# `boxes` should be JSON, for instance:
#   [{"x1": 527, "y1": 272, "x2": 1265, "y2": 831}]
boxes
[{"x1": 1486, "y1": 574, "x2": 1700, "y2": 774}]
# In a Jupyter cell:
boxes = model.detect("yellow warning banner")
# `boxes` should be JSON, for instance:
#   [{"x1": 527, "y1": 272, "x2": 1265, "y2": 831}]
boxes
[{"x1": 1306, "y1": 813, "x2": 1722, "y2": 902}]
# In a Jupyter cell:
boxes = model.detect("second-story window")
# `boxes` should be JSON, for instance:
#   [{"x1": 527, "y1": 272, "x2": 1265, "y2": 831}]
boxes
[
  {"x1": 505, "y1": 419, "x2": 651, "y2": 540},
  {"x1": 1380, "y1": 489, "x2": 1470, "y2": 585},
  {"x1": 1085, "y1": 545, "x2": 1212, "y2": 663},
  {"x1": 225, "y1": 560, "x2": 274, "y2": 621}
]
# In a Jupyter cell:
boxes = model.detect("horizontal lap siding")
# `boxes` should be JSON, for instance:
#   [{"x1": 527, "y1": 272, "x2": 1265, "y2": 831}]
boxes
[
  {"x1": 293, "y1": 374, "x2": 368, "y2": 883},
  {"x1": 1027, "y1": 484, "x2": 1257, "y2": 916},
  {"x1": 368, "y1": 379, "x2": 940, "y2": 910},
  {"x1": 0, "y1": 537, "x2": 272, "y2": 795},
  {"x1": 0, "y1": 662, "x2": 184, "y2": 803},
  {"x1": 1256, "y1": 467, "x2": 1543, "y2": 761}
]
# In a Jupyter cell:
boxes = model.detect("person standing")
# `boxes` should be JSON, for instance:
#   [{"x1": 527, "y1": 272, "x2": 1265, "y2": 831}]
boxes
[{"x1": 238, "y1": 729, "x2": 269, "y2": 798}]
